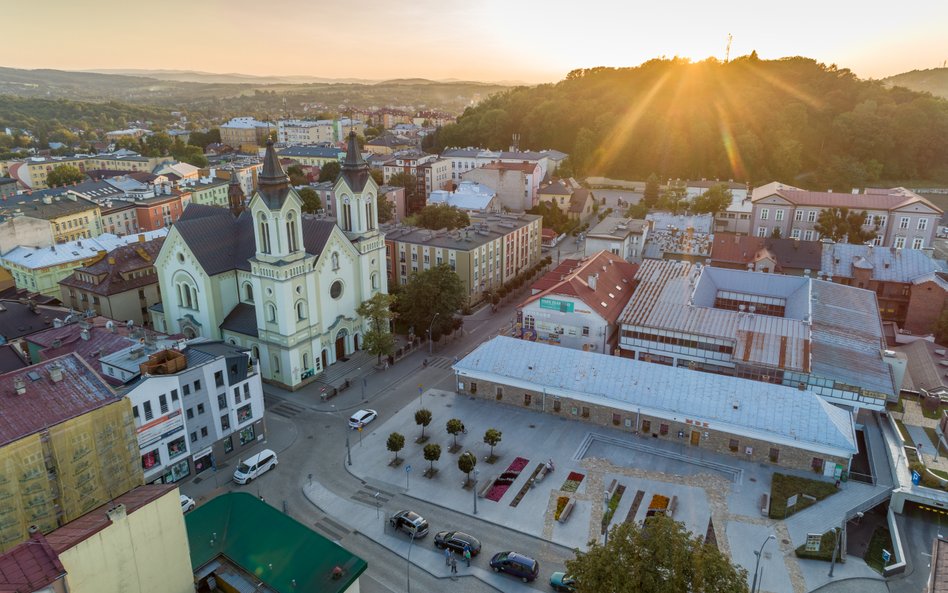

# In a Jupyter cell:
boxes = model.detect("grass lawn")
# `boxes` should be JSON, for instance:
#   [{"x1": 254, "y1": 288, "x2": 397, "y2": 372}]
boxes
[
  {"x1": 770, "y1": 473, "x2": 839, "y2": 519},
  {"x1": 864, "y1": 526, "x2": 894, "y2": 574},
  {"x1": 922, "y1": 405, "x2": 945, "y2": 420},
  {"x1": 795, "y1": 528, "x2": 842, "y2": 562},
  {"x1": 931, "y1": 467, "x2": 948, "y2": 481}
]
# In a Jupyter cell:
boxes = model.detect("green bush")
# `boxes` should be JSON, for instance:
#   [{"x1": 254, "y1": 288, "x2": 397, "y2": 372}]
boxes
[
  {"x1": 769, "y1": 473, "x2": 839, "y2": 519},
  {"x1": 795, "y1": 529, "x2": 842, "y2": 562}
]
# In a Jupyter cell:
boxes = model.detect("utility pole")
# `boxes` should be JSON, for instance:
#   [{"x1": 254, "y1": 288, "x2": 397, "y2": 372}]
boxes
[{"x1": 725, "y1": 33, "x2": 733, "y2": 63}]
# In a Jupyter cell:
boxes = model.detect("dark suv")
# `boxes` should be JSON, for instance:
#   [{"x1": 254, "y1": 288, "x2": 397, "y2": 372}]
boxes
[
  {"x1": 434, "y1": 530, "x2": 481, "y2": 556},
  {"x1": 489, "y1": 551, "x2": 539, "y2": 582},
  {"x1": 389, "y1": 510, "x2": 429, "y2": 538}
]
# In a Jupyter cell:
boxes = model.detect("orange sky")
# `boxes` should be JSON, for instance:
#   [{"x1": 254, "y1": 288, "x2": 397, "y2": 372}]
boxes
[{"x1": 6, "y1": 0, "x2": 948, "y2": 83}]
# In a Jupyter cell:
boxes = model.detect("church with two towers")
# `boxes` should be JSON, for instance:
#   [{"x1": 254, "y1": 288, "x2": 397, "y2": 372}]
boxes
[{"x1": 152, "y1": 133, "x2": 388, "y2": 389}]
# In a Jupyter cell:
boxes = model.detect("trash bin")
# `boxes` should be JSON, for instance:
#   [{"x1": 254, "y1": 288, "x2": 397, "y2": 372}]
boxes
[{"x1": 840, "y1": 471, "x2": 848, "y2": 483}]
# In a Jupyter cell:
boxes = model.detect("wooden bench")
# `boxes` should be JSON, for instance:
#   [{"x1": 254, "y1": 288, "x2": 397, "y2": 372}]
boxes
[
  {"x1": 478, "y1": 476, "x2": 496, "y2": 498},
  {"x1": 558, "y1": 498, "x2": 576, "y2": 523},
  {"x1": 606, "y1": 479, "x2": 618, "y2": 500},
  {"x1": 760, "y1": 493, "x2": 770, "y2": 517}
]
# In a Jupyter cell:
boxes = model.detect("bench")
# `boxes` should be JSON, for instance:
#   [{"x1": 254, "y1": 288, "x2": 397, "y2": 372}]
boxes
[
  {"x1": 558, "y1": 498, "x2": 576, "y2": 523},
  {"x1": 478, "y1": 476, "x2": 496, "y2": 498},
  {"x1": 760, "y1": 493, "x2": 770, "y2": 517},
  {"x1": 606, "y1": 479, "x2": 618, "y2": 500}
]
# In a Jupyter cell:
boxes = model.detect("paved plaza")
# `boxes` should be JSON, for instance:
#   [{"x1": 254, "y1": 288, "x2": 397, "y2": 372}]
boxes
[{"x1": 326, "y1": 388, "x2": 889, "y2": 593}]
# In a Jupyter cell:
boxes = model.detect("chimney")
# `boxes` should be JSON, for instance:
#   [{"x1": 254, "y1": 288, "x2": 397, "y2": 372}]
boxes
[
  {"x1": 13, "y1": 377, "x2": 26, "y2": 395},
  {"x1": 80, "y1": 329, "x2": 90, "y2": 341},
  {"x1": 587, "y1": 274, "x2": 597, "y2": 290},
  {"x1": 49, "y1": 364, "x2": 63, "y2": 383},
  {"x1": 107, "y1": 504, "x2": 127, "y2": 523}
]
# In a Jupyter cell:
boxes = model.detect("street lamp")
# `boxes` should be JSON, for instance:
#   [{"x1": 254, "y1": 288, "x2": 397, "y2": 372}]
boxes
[
  {"x1": 427, "y1": 312, "x2": 440, "y2": 355},
  {"x1": 473, "y1": 468, "x2": 480, "y2": 515},
  {"x1": 406, "y1": 530, "x2": 417, "y2": 593},
  {"x1": 750, "y1": 534, "x2": 776, "y2": 593},
  {"x1": 603, "y1": 489, "x2": 611, "y2": 545},
  {"x1": 828, "y1": 525, "x2": 842, "y2": 577},
  {"x1": 331, "y1": 404, "x2": 352, "y2": 466}
]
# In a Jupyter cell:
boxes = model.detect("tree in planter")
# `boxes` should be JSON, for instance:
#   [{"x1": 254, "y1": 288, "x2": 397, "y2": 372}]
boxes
[
  {"x1": 458, "y1": 450, "x2": 477, "y2": 487},
  {"x1": 446, "y1": 418, "x2": 464, "y2": 450},
  {"x1": 387, "y1": 432, "x2": 405, "y2": 465},
  {"x1": 415, "y1": 408, "x2": 433, "y2": 442},
  {"x1": 567, "y1": 516, "x2": 747, "y2": 592},
  {"x1": 423, "y1": 443, "x2": 442, "y2": 477},
  {"x1": 483, "y1": 428, "x2": 502, "y2": 462},
  {"x1": 357, "y1": 293, "x2": 395, "y2": 365}
]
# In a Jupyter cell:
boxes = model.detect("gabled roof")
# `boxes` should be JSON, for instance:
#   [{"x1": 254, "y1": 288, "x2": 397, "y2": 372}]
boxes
[
  {"x1": 530, "y1": 259, "x2": 582, "y2": 292},
  {"x1": 895, "y1": 339, "x2": 948, "y2": 394},
  {"x1": 59, "y1": 236, "x2": 164, "y2": 296},
  {"x1": 568, "y1": 188, "x2": 593, "y2": 213},
  {"x1": 755, "y1": 186, "x2": 942, "y2": 214},
  {"x1": 538, "y1": 180, "x2": 571, "y2": 196},
  {"x1": 0, "y1": 532, "x2": 66, "y2": 591},
  {"x1": 521, "y1": 251, "x2": 638, "y2": 325},
  {"x1": 220, "y1": 303, "x2": 258, "y2": 337},
  {"x1": 186, "y1": 493, "x2": 366, "y2": 593},
  {"x1": 710, "y1": 234, "x2": 822, "y2": 272}
]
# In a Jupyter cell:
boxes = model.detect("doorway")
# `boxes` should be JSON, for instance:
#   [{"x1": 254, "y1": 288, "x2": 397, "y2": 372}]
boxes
[
  {"x1": 690, "y1": 430, "x2": 701, "y2": 446},
  {"x1": 335, "y1": 335, "x2": 345, "y2": 360},
  {"x1": 321, "y1": 349, "x2": 328, "y2": 370}
]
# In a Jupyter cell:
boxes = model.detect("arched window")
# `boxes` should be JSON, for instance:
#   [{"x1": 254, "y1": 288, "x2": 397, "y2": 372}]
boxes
[
  {"x1": 296, "y1": 300, "x2": 306, "y2": 321},
  {"x1": 342, "y1": 199, "x2": 352, "y2": 231},
  {"x1": 371, "y1": 272, "x2": 379, "y2": 290},
  {"x1": 257, "y1": 213, "x2": 271, "y2": 254},
  {"x1": 244, "y1": 283, "x2": 254, "y2": 302},
  {"x1": 286, "y1": 211, "x2": 298, "y2": 252},
  {"x1": 302, "y1": 352, "x2": 311, "y2": 371},
  {"x1": 365, "y1": 198, "x2": 375, "y2": 230},
  {"x1": 251, "y1": 345, "x2": 260, "y2": 362},
  {"x1": 266, "y1": 302, "x2": 277, "y2": 323},
  {"x1": 272, "y1": 355, "x2": 280, "y2": 374}
]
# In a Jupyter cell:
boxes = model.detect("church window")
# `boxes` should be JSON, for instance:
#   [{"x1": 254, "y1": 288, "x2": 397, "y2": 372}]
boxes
[
  {"x1": 251, "y1": 345, "x2": 259, "y2": 362},
  {"x1": 296, "y1": 300, "x2": 306, "y2": 321},
  {"x1": 365, "y1": 199, "x2": 375, "y2": 230},
  {"x1": 302, "y1": 352, "x2": 311, "y2": 371},
  {"x1": 286, "y1": 211, "x2": 299, "y2": 252},
  {"x1": 244, "y1": 283, "x2": 254, "y2": 302},
  {"x1": 342, "y1": 200, "x2": 353, "y2": 232},
  {"x1": 257, "y1": 213, "x2": 271, "y2": 254},
  {"x1": 330, "y1": 280, "x2": 344, "y2": 300},
  {"x1": 371, "y1": 272, "x2": 379, "y2": 290},
  {"x1": 272, "y1": 356, "x2": 280, "y2": 374},
  {"x1": 266, "y1": 302, "x2": 277, "y2": 323}
]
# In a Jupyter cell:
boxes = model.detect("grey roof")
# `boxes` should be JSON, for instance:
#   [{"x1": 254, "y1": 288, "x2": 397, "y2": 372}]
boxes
[
  {"x1": 820, "y1": 242, "x2": 947, "y2": 282},
  {"x1": 382, "y1": 213, "x2": 540, "y2": 251},
  {"x1": 538, "y1": 180, "x2": 571, "y2": 195},
  {"x1": 220, "y1": 303, "x2": 258, "y2": 337},
  {"x1": 257, "y1": 139, "x2": 290, "y2": 190},
  {"x1": 441, "y1": 148, "x2": 482, "y2": 158},
  {"x1": 9, "y1": 195, "x2": 99, "y2": 220},
  {"x1": 279, "y1": 146, "x2": 343, "y2": 159},
  {"x1": 454, "y1": 337, "x2": 857, "y2": 456},
  {"x1": 895, "y1": 339, "x2": 948, "y2": 394},
  {"x1": 587, "y1": 216, "x2": 648, "y2": 239},
  {"x1": 340, "y1": 131, "x2": 371, "y2": 193}
]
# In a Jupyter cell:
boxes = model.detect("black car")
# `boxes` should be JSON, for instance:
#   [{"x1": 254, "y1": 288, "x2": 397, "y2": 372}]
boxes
[
  {"x1": 389, "y1": 510, "x2": 429, "y2": 538},
  {"x1": 434, "y1": 530, "x2": 482, "y2": 556},
  {"x1": 489, "y1": 551, "x2": 539, "y2": 582}
]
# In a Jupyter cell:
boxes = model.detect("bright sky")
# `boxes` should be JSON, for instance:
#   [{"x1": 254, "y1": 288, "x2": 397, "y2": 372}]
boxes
[{"x1": 6, "y1": 0, "x2": 948, "y2": 83}]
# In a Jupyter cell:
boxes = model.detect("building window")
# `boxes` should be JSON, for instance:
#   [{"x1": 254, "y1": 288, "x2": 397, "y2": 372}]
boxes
[
  {"x1": 190, "y1": 432, "x2": 197, "y2": 443},
  {"x1": 641, "y1": 420, "x2": 651, "y2": 433},
  {"x1": 581, "y1": 406, "x2": 590, "y2": 418},
  {"x1": 760, "y1": 208, "x2": 769, "y2": 220},
  {"x1": 159, "y1": 394, "x2": 168, "y2": 414},
  {"x1": 194, "y1": 379, "x2": 201, "y2": 391},
  {"x1": 900, "y1": 217, "x2": 910, "y2": 230},
  {"x1": 239, "y1": 425, "x2": 256, "y2": 445},
  {"x1": 612, "y1": 413, "x2": 621, "y2": 426},
  {"x1": 774, "y1": 209, "x2": 784, "y2": 221},
  {"x1": 807, "y1": 210, "x2": 816, "y2": 223},
  {"x1": 757, "y1": 226, "x2": 767, "y2": 238},
  {"x1": 582, "y1": 326, "x2": 590, "y2": 337},
  {"x1": 171, "y1": 389, "x2": 179, "y2": 402},
  {"x1": 224, "y1": 436, "x2": 234, "y2": 453},
  {"x1": 200, "y1": 427, "x2": 208, "y2": 438},
  {"x1": 237, "y1": 404, "x2": 253, "y2": 423},
  {"x1": 267, "y1": 303, "x2": 277, "y2": 323},
  {"x1": 167, "y1": 436, "x2": 186, "y2": 459},
  {"x1": 143, "y1": 401, "x2": 153, "y2": 421},
  {"x1": 812, "y1": 457, "x2": 825, "y2": 472},
  {"x1": 183, "y1": 384, "x2": 190, "y2": 396},
  {"x1": 244, "y1": 283, "x2": 254, "y2": 302},
  {"x1": 221, "y1": 415, "x2": 231, "y2": 431},
  {"x1": 729, "y1": 439, "x2": 739, "y2": 452},
  {"x1": 769, "y1": 447, "x2": 780, "y2": 463},
  {"x1": 214, "y1": 371, "x2": 224, "y2": 388},
  {"x1": 132, "y1": 406, "x2": 139, "y2": 419},
  {"x1": 895, "y1": 236, "x2": 906, "y2": 249},
  {"x1": 197, "y1": 403, "x2": 205, "y2": 415},
  {"x1": 218, "y1": 394, "x2": 227, "y2": 410},
  {"x1": 296, "y1": 300, "x2": 306, "y2": 321},
  {"x1": 495, "y1": 386, "x2": 503, "y2": 400},
  {"x1": 794, "y1": 210, "x2": 803, "y2": 222},
  {"x1": 660, "y1": 423, "x2": 669, "y2": 436},
  {"x1": 186, "y1": 408, "x2": 194, "y2": 419},
  {"x1": 553, "y1": 398, "x2": 561, "y2": 412},
  {"x1": 330, "y1": 280, "x2": 344, "y2": 299},
  {"x1": 804, "y1": 230, "x2": 814, "y2": 241},
  {"x1": 790, "y1": 229, "x2": 801, "y2": 239},
  {"x1": 243, "y1": 383, "x2": 250, "y2": 398}
]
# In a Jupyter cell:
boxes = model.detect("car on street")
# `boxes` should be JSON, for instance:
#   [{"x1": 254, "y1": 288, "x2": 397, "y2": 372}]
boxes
[
  {"x1": 489, "y1": 551, "x2": 539, "y2": 582},
  {"x1": 433, "y1": 530, "x2": 481, "y2": 556},
  {"x1": 550, "y1": 571, "x2": 577, "y2": 592},
  {"x1": 349, "y1": 409, "x2": 377, "y2": 429},
  {"x1": 180, "y1": 494, "x2": 196, "y2": 513},
  {"x1": 232, "y1": 449, "x2": 278, "y2": 485},
  {"x1": 389, "y1": 510, "x2": 429, "y2": 538}
]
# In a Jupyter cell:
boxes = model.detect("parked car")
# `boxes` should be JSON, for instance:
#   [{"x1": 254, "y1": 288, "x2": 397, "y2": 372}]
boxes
[
  {"x1": 550, "y1": 571, "x2": 577, "y2": 592},
  {"x1": 489, "y1": 551, "x2": 539, "y2": 582},
  {"x1": 349, "y1": 409, "x2": 378, "y2": 429},
  {"x1": 389, "y1": 510, "x2": 429, "y2": 538},
  {"x1": 180, "y1": 494, "x2": 196, "y2": 513},
  {"x1": 233, "y1": 449, "x2": 278, "y2": 485},
  {"x1": 433, "y1": 530, "x2": 481, "y2": 556}
]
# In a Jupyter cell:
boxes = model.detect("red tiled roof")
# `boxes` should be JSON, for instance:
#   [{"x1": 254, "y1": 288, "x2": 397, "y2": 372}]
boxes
[
  {"x1": 530, "y1": 259, "x2": 582, "y2": 293},
  {"x1": 710, "y1": 234, "x2": 766, "y2": 264},
  {"x1": 0, "y1": 353, "x2": 119, "y2": 447},
  {"x1": 58, "y1": 237, "x2": 163, "y2": 297},
  {"x1": 44, "y1": 485, "x2": 176, "y2": 554},
  {"x1": 0, "y1": 532, "x2": 65, "y2": 592},
  {"x1": 521, "y1": 251, "x2": 639, "y2": 325},
  {"x1": 759, "y1": 187, "x2": 942, "y2": 214}
]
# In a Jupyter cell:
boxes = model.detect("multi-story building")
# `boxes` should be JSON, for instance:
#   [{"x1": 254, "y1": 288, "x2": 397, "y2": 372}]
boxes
[
  {"x1": 133, "y1": 191, "x2": 189, "y2": 231},
  {"x1": 24, "y1": 317, "x2": 167, "y2": 370},
  {"x1": 584, "y1": 216, "x2": 648, "y2": 261},
  {"x1": 461, "y1": 162, "x2": 542, "y2": 212},
  {"x1": 365, "y1": 134, "x2": 411, "y2": 155},
  {"x1": 616, "y1": 259, "x2": 897, "y2": 411},
  {"x1": 151, "y1": 136, "x2": 387, "y2": 390},
  {"x1": 0, "y1": 353, "x2": 142, "y2": 551},
  {"x1": 684, "y1": 180, "x2": 752, "y2": 235},
  {"x1": 220, "y1": 117, "x2": 272, "y2": 152},
  {"x1": 180, "y1": 177, "x2": 229, "y2": 208},
  {"x1": 104, "y1": 341, "x2": 266, "y2": 485},
  {"x1": 383, "y1": 213, "x2": 541, "y2": 304},
  {"x1": 7, "y1": 194, "x2": 102, "y2": 243},
  {"x1": 105, "y1": 128, "x2": 151, "y2": 141},
  {"x1": 517, "y1": 251, "x2": 638, "y2": 353},
  {"x1": 443, "y1": 148, "x2": 561, "y2": 183},
  {"x1": 0, "y1": 176, "x2": 16, "y2": 199},
  {"x1": 0, "y1": 229, "x2": 168, "y2": 297},
  {"x1": 709, "y1": 234, "x2": 822, "y2": 275},
  {"x1": 278, "y1": 145, "x2": 343, "y2": 170},
  {"x1": 417, "y1": 158, "x2": 452, "y2": 198},
  {"x1": 537, "y1": 180, "x2": 574, "y2": 214},
  {"x1": 819, "y1": 240, "x2": 948, "y2": 333},
  {"x1": 382, "y1": 150, "x2": 436, "y2": 184},
  {"x1": 277, "y1": 119, "x2": 335, "y2": 145},
  {"x1": 751, "y1": 185, "x2": 942, "y2": 248},
  {"x1": 428, "y1": 181, "x2": 499, "y2": 213},
  {"x1": 0, "y1": 215, "x2": 54, "y2": 255},
  {"x1": 8, "y1": 153, "x2": 171, "y2": 190},
  {"x1": 58, "y1": 235, "x2": 164, "y2": 326}
]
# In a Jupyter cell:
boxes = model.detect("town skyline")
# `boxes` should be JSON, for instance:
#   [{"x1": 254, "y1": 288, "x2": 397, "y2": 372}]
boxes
[{"x1": 6, "y1": 0, "x2": 947, "y2": 84}]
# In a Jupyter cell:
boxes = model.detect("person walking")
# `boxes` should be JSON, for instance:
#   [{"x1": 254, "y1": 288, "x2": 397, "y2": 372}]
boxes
[
  {"x1": 450, "y1": 556, "x2": 458, "y2": 577},
  {"x1": 444, "y1": 548, "x2": 451, "y2": 565},
  {"x1": 463, "y1": 545, "x2": 472, "y2": 567}
]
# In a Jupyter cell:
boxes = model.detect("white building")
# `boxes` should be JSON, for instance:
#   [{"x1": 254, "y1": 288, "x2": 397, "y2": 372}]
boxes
[
  {"x1": 151, "y1": 135, "x2": 387, "y2": 390},
  {"x1": 428, "y1": 181, "x2": 499, "y2": 213},
  {"x1": 584, "y1": 216, "x2": 648, "y2": 262},
  {"x1": 277, "y1": 119, "x2": 335, "y2": 145},
  {"x1": 103, "y1": 341, "x2": 266, "y2": 485}
]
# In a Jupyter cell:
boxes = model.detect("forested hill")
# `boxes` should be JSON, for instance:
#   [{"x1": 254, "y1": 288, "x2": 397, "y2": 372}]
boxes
[{"x1": 425, "y1": 56, "x2": 948, "y2": 190}]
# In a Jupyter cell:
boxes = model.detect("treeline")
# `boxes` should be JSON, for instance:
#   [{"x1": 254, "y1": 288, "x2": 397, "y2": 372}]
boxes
[{"x1": 424, "y1": 56, "x2": 948, "y2": 189}]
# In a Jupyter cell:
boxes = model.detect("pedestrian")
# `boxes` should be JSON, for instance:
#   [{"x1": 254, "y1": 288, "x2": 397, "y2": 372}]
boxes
[
  {"x1": 463, "y1": 546, "x2": 471, "y2": 567},
  {"x1": 384, "y1": 360, "x2": 389, "y2": 371},
  {"x1": 450, "y1": 556, "x2": 458, "y2": 575},
  {"x1": 444, "y1": 548, "x2": 451, "y2": 565}
]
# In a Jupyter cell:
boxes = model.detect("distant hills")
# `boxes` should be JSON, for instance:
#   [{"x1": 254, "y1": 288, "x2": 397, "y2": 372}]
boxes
[
  {"x1": 882, "y1": 68, "x2": 948, "y2": 99},
  {"x1": 83, "y1": 68, "x2": 378, "y2": 86}
]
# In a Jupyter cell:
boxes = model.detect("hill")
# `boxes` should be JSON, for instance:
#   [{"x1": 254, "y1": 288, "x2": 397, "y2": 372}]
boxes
[
  {"x1": 883, "y1": 68, "x2": 948, "y2": 99},
  {"x1": 83, "y1": 69, "x2": 378, "y2": 85},
  {"x1": 425, "y1": 56, "x2": 948, "y2": 190}
]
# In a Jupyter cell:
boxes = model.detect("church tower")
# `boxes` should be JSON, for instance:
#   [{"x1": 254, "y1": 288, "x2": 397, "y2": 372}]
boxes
[
  {"x1": 250, "y1": 139, "x2": 304, "y2": 261},
  {"x1": 334, "y1": 131, "x2": 379, "y2": 239},
  {"x1": 227, "y1": 168, "x2": 245, "y2": 216}
]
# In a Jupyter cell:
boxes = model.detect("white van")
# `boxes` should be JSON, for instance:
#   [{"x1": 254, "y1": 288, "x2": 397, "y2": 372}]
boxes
[{"x1": 233, "y1": 449, "x2": 278, "y2": 484}]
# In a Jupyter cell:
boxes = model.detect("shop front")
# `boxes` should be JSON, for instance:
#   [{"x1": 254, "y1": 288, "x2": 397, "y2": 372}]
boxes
[{"x1": 192, "y1": 446, "x2": 214, "y2": 474}]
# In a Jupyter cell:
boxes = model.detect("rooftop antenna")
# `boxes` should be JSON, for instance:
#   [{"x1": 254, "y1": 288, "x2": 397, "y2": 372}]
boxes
[{"x1": 725, "y1": 33, "x2": 733, "y2": 63}]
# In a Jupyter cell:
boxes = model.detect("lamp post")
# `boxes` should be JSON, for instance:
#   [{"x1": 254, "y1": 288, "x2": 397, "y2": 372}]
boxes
[
  {"x1": 473, "y1": 468, "x2": 480, "y2": 515},
  {"x1": 603, "y1": 489, "x2": 611, "y2": 545},
  {"x1": 406, "y1": 530, "x2": 416, "y2": 593},
  {"x1": 750, "y1": 534, "x2": 776, "y2": 593},
  {"x1": 331, "y1": 404, "x2": 352, "y2": 466},
  {"x1": 427, "y1": 312, "x2": 440, "y2": 355},
  {"x1": 828, "y1": 526, "x2": 842, "y2": 577}
]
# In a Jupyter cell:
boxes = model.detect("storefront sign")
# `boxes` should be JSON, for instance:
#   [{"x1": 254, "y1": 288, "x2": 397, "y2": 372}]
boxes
[
  {"x1": 539, "y1": 297, "x2": 574, "y2": 313},
  {"x1": 192, "y1": 446, "x2": 213, "y2": 461},
  {"x1": 137, "y1": 410, "x2": 184, "y2": 449}
]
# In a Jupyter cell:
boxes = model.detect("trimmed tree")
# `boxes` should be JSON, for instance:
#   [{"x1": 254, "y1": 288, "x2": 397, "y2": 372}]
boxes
[
  {"x1": 483, "y1": 428, "x2": 502, "y2": 462},
  {"x1": 46, "y1": 164, "x2": 85, "y2": 187},
  {"x1": 458, "y1": 450, "x2": 477, "y2": 487},
  {"x1": 387, "y1": 432, "x2": 405, "y2": 465},
  {"x1": 446, "y1": 418, "x2": 463, "y2": 450},
  {"x1": 423, "y1": 443, "x2": 442, "y2": 477},
  {"x1": 415, "y1": 408, "x2": 433, "y2": 442}
]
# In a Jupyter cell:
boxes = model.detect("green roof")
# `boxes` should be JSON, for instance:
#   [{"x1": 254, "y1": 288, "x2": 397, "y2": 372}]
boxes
[{"x1": 185, "y1": 492, "x2": 366, "y2": 593}]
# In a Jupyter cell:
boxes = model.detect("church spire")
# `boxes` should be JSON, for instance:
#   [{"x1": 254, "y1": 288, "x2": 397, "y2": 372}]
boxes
[
  {"x1": 227, "y1": 169, "x2": 245, "y2": 216},
  {"x1": 342, "y1": 131, "x2": 367, "y2": 171},
  {"x1": 258, "y1": 138, "x2": 289, "y2": 188}
]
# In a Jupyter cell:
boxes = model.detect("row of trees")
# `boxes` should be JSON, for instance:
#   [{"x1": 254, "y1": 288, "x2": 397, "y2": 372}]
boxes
[
  {"x1": 425, "y1": 56, "x2": 948, "y2": 189},
  {"x1": 114, "y1": 132, "x2": 208, "y2": 167},
  {"x1": 386, "y1": 413, "x2": 502, "y2": 479}
]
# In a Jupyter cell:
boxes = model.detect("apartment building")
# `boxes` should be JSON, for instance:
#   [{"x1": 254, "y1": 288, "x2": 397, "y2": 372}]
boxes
[
  {"x1": 219, "y1": 117, "x2": 271, "y2": 151},
  {"x1": 461, "y1": 162, "x2": 542, "y2": 212},
  {"x1": 278, "y1": 145, "x2": 343, "y2": 169},
  {"x1": 277, "y1": 119, "x2": 335, "y2": 145},
  {"x1": 383, "y1": 213, "x2": 542, "y2": 304},
  {"x1": 751, "y1": 185, "x2": 941, "y2": 248}
]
